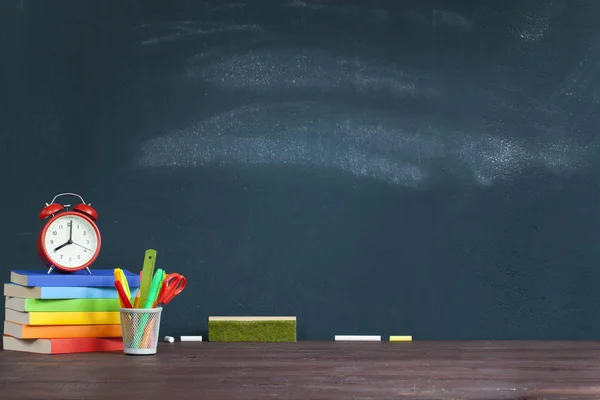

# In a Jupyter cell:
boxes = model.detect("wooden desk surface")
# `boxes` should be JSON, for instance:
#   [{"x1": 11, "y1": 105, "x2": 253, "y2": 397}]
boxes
[{"x1": 1, "y1": 341, "x2": 599, "y2": 399}]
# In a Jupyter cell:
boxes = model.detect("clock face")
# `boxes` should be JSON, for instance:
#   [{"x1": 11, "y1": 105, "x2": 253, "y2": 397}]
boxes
[{"x1": 42, "y1": 214, "x2": 100, "y2": 270}]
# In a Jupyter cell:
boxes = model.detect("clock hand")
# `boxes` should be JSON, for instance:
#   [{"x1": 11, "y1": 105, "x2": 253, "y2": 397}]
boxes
[
  {"x1": 72, "y1": 241, "x2": 92, "y2": 252},
  {"x1": 54, "y1": 241, "x2": 71, "y2": 252},
  {"x1": 54, "y1": 223, "x2": 74, "y2": 252}
]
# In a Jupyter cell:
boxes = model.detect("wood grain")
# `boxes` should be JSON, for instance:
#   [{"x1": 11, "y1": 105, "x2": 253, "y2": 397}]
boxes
[{"x1": 1, "y1": 341, "x2": 599, "y2": 399}]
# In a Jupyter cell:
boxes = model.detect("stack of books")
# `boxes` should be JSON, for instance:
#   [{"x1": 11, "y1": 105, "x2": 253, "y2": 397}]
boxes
[{"x1": 2, "y1": 269, "x2": 140, "y2": 354}]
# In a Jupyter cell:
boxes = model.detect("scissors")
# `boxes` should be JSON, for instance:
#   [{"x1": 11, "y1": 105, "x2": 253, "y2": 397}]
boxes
[{"x1": 155, "y1": 273, "x2": 186, "y2": 307}]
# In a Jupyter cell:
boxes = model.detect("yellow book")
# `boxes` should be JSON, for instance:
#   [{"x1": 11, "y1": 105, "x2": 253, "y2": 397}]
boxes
[{"x1": 5, "y1": 309, "x2": 120, "y2": 326}]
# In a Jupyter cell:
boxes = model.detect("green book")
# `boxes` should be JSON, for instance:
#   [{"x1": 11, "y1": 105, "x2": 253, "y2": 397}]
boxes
[{"x1": 5, "y1": 296, "x2": 121, "y2": 312}]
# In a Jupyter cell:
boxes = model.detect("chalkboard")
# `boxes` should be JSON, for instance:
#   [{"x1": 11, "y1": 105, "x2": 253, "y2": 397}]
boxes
[{"x1": 2, "y1": 0, "x2": 600, "y2": 340}]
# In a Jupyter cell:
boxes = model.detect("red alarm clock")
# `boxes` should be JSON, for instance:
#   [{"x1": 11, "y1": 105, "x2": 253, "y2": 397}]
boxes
[{"x1": 37, "y1": 193, "x2": 101, "y2": 274}]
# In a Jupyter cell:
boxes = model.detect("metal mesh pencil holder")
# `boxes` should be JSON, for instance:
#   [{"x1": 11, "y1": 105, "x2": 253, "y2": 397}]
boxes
[{"x1": 120, "y1": 307, "x2": 163, "y2": 355}]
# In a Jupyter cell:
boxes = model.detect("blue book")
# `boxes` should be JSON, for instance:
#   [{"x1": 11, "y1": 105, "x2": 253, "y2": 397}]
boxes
[
  {"x1": 10, "y1": 269, "x2": 140, "y2": 288},
  {"x1": 3, "y1": 283, "x2": 139, "y2": 299}
]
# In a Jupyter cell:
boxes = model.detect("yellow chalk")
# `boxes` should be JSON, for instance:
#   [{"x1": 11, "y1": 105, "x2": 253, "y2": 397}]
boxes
[{"x1": 389, "y1": 335, "x2": 412, "y2": 342}]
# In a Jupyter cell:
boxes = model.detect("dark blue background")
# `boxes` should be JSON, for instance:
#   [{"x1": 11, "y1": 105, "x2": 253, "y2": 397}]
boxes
[{"x1": 2, "y1": 0, "x2": 600, "y2": 340}]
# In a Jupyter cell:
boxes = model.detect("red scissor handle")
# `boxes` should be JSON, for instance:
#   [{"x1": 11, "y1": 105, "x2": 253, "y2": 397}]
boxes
[{"x1": 157, "y1": 273, "x2": 186, "y2": 306}]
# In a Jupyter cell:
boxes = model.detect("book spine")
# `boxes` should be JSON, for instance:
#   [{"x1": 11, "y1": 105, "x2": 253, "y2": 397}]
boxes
[
  {"x1": 25, "y1": 276, "x2": 126, "y2": 287},
  {"x1": 16, "y1": 298, "x2": 122, "y2": 312},
  {"x1": 3, "y1": 336, "x2": 124, "y2": 354},
  {"x1": 40, "y1": 287, "x2": 138, "y2": 299},
  {"x1": 17, "y1": 324, "x2": 122, "y2": 339},
  {"x1": 51, "y1": 337, "x2": 123, "y2": 354},
  {"x1": 11, "y1": 270, "x2": 141, "y2": 288},
  {"x1": 29, "y1": 311, "x2": 121, "y2": 325}
]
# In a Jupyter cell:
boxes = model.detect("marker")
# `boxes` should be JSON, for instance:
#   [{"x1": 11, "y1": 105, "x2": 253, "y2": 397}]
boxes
[
  {"x1": 133, "y1": 271, "x2": 142, "y2": 308},
  {"x1": 116, "y1": 269, "x2": 131, "y2": 300},
  {"x1": 335, "y1": 335, "x2": 381, "y2": 341},
  {"x1": 113, "y1": 269, "x2": 124, "y2": 308},
  {"x1": 144, "y1": 268, "x2": 165, "y2": 309},
  {"x1": 114, "y1": 280, "x2": 133, "y2": 308},
  {"x1": 180, "y1": 336, "x2": 203, "y2": 342},
  {"x1": 390, "y1": 335, "x2": 412, "y2": 342},
  {"x1": 152, "y1": 270, "x2": 168, "y2": 308},
  {"x1": 164, "y1": 336, "x2": 175, "y2": 343}
]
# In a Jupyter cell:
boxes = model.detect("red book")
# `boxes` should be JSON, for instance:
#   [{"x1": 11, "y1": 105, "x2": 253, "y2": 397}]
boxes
[{"x1": 2, "y1": 335, "x2": 123, "y2": 354}]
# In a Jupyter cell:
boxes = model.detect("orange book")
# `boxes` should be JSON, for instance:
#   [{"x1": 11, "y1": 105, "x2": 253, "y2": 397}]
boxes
[
  {"x1": 3, "y1": 321, "x2": 122, "y2": 339},
  {"x1": 2, "y1": 335, "x2": 123, "y2": 354}
]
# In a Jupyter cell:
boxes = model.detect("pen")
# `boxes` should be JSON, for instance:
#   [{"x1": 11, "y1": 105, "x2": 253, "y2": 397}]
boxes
[
  {"x1": 152, "y1": 280, "x2": 166, "y2": 308},
  {"x1": 114, "y1": 280, "x2": 133, "y2": 308},
  {"x1": 113, "y1": 269, "x2": 124, "y2": 308},
  {"x1": 132, "y1": 270, "x2": 142, "y2": 308},
  {"x1": 118, "y1": 269, "x2": 131, "y2": 301},
  {"x1": 132, "y1": 268, "x2": 164, "y2": 347},
  {"x1": 144, "y1": 268, "x2": 165, "y2": 309},
  {"x1": 152, "y1": 270, "x2": 167, "y2": 308},
  {"x1": 133, "y1": 290, "x2": 140, "y2": 308}
]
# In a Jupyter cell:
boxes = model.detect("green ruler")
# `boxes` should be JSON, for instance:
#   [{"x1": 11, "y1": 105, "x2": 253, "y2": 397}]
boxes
[{"x1": 137, "y1": 249, "x2": 157, "y2": 308}]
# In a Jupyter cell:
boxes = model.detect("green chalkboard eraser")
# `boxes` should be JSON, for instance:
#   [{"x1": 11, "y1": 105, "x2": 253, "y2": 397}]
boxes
[{"x1": 208, "y1": 316, "x2": 297, "y2": 342}]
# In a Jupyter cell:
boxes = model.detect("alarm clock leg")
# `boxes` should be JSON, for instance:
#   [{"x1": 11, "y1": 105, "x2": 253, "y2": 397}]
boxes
[
  {"x1": 85, "y1": 267, "x2": 92, "y2": 275},
  {"x1": 47, "y1": 266, "x2": 55, "y2": 274}
]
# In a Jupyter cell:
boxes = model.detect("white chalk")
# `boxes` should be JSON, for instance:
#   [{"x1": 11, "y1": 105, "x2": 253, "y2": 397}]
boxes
[
  {"x1": 180, "y1": 336, "x2": 203, "y2": 342},
  {"x1": 164, "y1": 336, "x2": 175, "y2": 343},
  {"x1": 335, "y1": 335, "x2": 381, "y2": 341}
]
